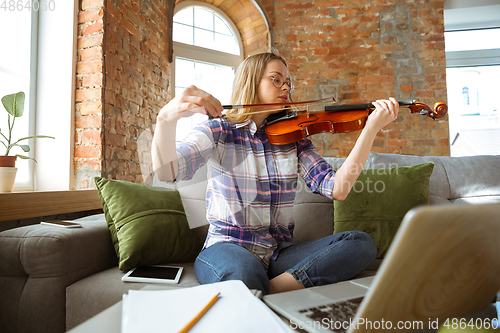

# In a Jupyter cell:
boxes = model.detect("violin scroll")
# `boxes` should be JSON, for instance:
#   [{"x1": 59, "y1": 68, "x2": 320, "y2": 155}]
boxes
[
  {"x1": 407, "y1": 101, "x2": 448, "y2": 120},
  {"x1": 432, "y1": 102, "x2": 448, "y2": 119}
]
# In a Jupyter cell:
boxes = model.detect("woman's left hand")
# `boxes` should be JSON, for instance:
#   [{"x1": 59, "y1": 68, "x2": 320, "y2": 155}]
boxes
[{"x1": 365, "y1": 97, "x2": 399, "y2": 132}]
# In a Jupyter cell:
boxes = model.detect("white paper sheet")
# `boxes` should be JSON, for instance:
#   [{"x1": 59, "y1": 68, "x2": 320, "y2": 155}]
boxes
[{"x1": 121, "y1": 280, "x2": 293, "y2": 333}]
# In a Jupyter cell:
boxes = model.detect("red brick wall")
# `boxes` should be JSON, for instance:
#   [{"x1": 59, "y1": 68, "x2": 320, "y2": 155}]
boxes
[
  {"x1": 103, "y1": 0, "x2": 171, "y2": 184},
  {"x1": 261, "y1": 0, "x2": 449, "y2": 157},
  {"x1": 75, "y1": 0, "x2": 105, "y2": 189},
  {"x1": 76, "y1": 0, "x2": 172, "y2": 188},
  {"x1": 75, "y1": 0, "x2": 449, "y2": 189}
]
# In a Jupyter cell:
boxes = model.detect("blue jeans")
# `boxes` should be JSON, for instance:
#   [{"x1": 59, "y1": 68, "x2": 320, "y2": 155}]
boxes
[{"x1": 194, "y1": 231, "x2": 377, "y2": 295}]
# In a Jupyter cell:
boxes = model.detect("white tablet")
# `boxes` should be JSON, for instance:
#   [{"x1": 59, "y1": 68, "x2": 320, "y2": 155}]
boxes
[{"x1": 121, "y1": 265, "x2": 183, "y2": 284}]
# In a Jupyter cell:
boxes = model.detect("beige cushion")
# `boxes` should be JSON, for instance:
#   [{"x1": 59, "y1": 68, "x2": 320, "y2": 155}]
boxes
[{"x1": 66, "y1": 263, "x2": 199, "y2": 330}]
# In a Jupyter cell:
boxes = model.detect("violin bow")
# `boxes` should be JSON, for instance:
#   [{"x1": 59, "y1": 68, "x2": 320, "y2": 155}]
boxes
[
  {"x1": 222, "y1": 97, "x2": 336, "y2": 111},
  {"x1": 208, "y1": 97, "x2": 336, "y2": 118}
]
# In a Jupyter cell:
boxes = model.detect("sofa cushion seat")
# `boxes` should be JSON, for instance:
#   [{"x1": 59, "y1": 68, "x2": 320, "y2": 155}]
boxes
[
  {"x1": 66, "y1": 262, "x2": 200, "y2": 330},
  {"x1": 65, "y1": 256, "x2": 381, "y2": 330}
]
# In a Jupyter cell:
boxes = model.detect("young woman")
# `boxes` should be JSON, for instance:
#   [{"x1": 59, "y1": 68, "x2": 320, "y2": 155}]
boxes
[{"x1": 152, "y1": 52, "x2": 399, "y2": 295}]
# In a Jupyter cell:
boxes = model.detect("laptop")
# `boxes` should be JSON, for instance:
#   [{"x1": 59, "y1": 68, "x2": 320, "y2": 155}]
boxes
[{"x1": 264, "y1": 203, "x2": 500, "y2": 332}]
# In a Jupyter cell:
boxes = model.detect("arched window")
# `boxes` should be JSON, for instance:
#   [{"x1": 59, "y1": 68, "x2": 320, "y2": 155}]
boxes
[
  {"x1": 173, "y1": 5, "x2": 240, "y2": 55},
  {"x1": 172, "y1": 3, "x2": 243, "y2": 141}
]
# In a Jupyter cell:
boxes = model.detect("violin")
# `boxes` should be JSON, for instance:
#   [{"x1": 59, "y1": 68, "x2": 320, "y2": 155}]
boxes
[{"x1": 264, "y1": 100, "x2": 448, "y2": 145}]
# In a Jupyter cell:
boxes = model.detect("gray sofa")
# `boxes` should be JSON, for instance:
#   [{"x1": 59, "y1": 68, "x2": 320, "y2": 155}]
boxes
[{"x1": 1, "y1": 152, "x2": 500, "y2": 333}]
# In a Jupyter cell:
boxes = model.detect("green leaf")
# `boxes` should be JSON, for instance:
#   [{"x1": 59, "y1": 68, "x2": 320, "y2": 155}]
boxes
[
  {"x1": 1, "y1": 92, "x2": 25, "y2": 117},
  {"x1": 13, "y1": 144, "x2": 30, "y2": 152},
  {"x1": 15, "y1": 154, "x2": 37, "y2": 163},
  {"x1": 14, "y1": 135, "x2": 55, "y2": 144}
]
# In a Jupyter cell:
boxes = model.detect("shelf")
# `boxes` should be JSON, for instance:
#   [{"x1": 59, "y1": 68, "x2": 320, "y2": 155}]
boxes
[{"x1": 0, "y1": 190, "x2": 102, "y2": 222}]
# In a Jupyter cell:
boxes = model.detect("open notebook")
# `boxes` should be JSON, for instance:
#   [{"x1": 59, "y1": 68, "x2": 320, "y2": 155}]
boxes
[
  {"x1": 264, "y1": 203, "x2": 500, "y2": 332},
  {"x1": 121, "y1": 279, "x2": 293, "y2": 333}
]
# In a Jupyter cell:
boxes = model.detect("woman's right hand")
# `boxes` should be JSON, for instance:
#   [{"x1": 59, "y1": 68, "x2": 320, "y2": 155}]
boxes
[{"x1": 157, "y1": 85, "x2": 224, "y2": 123}]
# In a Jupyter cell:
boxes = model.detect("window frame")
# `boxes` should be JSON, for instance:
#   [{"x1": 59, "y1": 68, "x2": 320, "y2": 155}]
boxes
[
  {"x1": 31, "y1": 0, "x2": 78, "y2": 191},
  {"x1": 444, "y1": 3, "x2": 500, "y2": 157},
  {"x1": 13, "y1": 0, "x2": 78, "y2": 192},
  {"x1": 444, "y1": 1, "x2": 500, "y2": 68},
  {"x1": 0, "y1": 7, "x2": 39, "y2": 191},
  {"x1": 2, "y1": 1, "x2": 78, "y2": 192},
  {"x1": 171, "y1": 1, "x2": 244, "y2": 99},
  {"x1": 445, "y1": 27, "x2": 500, "y2": 68},
  {"x1": 26, "y1": 7, "x2": 39, "y2": 190},
  {"x1": 446, "y1": 48, "x2": 500, "y2": 67}
]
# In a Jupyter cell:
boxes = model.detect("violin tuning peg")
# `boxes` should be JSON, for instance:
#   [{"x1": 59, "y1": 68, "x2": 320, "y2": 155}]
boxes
[{"x1": 419, "y1": 109, "x2": 436, "y2": 120}]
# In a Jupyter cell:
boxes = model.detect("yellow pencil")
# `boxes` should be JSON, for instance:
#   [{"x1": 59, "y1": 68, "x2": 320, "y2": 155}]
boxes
[{"x1": 179, "y1": 292, "x2": 221, "y2": 333}]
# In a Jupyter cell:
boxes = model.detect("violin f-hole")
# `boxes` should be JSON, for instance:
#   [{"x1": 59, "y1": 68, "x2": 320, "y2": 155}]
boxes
[{"x1": 298, "y1": 116, "x2": 320, "y2": 128}]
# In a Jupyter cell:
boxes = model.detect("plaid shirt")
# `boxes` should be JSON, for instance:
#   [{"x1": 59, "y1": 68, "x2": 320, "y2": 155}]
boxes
[{"x1": 176, "y1": 118, "x2": 336, "y2": 269}]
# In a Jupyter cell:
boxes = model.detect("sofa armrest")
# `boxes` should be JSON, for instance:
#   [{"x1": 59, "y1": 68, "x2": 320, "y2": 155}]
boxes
[{"x1": 0, "y1": 215, "x2": 117, "y2": 333}]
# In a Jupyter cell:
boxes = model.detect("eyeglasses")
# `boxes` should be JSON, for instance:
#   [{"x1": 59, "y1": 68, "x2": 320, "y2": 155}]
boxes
[{"x1": 262, "y1": 74, "x2": 294, "y2": 93}]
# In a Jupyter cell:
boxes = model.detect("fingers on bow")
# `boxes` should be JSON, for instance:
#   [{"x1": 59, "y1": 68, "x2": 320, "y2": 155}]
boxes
[{"x1": 179, "y1": 86, "x2": 224, "y2": 118}]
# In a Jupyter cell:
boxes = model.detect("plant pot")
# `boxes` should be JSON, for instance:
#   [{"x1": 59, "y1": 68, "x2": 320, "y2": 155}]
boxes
[
  {"x1": 0, "y1": 167, "x2": 17, "y2": 192},
  {"x1": 0, "y1": 156, "x2": 18, "y2": 192},
  {"x1": 0, "y1": 155, "x2": 17, "y2": 167}
]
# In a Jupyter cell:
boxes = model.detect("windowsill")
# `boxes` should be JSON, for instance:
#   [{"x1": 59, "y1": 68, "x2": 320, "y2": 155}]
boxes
[{"x1": 0, "y1": 189, "x2": 102, "y2": 222}]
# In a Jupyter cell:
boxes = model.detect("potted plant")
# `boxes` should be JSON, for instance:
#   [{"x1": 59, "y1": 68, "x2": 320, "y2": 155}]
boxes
[{"x1": 0, "y1": 91, "x2": 54, "y2": 192}]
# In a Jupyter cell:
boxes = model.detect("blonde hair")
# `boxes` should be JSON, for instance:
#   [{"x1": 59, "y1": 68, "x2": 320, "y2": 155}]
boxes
[{"x1": 224, "y1": 52, "x2": 288, "y2": 124}]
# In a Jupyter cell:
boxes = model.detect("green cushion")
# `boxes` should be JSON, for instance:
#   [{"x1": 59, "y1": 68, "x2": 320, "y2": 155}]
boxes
[
  {"x1": 94, "y1": 177, "x2": 203, "y2": 271},
  {"x1": 333, "y1": 162, "x2": 434, "y2": 258}
]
